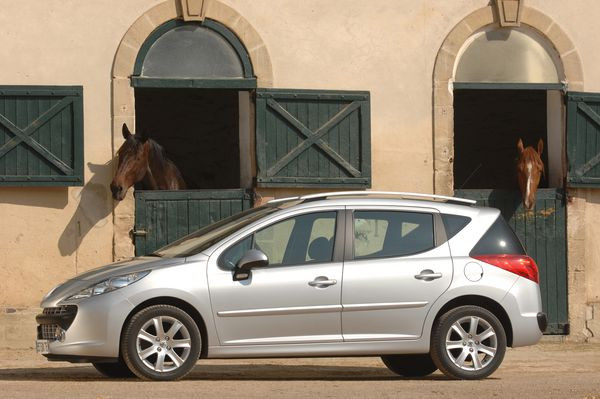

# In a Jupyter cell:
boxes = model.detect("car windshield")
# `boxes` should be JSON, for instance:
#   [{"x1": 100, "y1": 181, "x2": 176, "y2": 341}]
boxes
[{"x1": 153, "y1": 205, "x2": 279, "y2": 258}]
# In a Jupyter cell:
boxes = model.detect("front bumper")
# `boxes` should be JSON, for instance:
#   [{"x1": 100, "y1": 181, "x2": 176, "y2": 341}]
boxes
[{"x1": 36, "y1": 290, "x2": 134, "y2": 360}]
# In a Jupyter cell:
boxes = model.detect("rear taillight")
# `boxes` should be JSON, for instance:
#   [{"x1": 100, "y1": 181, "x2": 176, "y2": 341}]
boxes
[{"x1": 472, "y1": 254, "x2": 539, "y2": 283}]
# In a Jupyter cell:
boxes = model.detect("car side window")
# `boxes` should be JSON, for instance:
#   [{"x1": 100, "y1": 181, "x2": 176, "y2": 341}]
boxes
[
  {"x1": 354, "y1": 211, "x2": 434, "y2": 259},
  {"x1": 219, "y1": 211, "x2": 337, "y2": 269},
  {"x1": 256, "y1": 211, "x2": 337, "y2": 266},
  {"x1": 219, "y1": 236, "x2": 253, "y2": 269}
]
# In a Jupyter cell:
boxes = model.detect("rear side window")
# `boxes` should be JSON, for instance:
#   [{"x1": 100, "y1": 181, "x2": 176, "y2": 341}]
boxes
[
  {"x1": 470, "y1": 216, "x2": 525, "y2": 255},
  {"x1": 354, "y1": 211, "x2": 434, "y2": 259},
  {"x1": 441, "y1": 214, "x2": 471, "y2": 239}
]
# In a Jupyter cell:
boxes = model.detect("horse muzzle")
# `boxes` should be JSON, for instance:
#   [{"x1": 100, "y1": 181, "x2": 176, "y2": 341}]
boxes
[{"x1": 110, "y1": 183, "x2": 127, "y2": 201}]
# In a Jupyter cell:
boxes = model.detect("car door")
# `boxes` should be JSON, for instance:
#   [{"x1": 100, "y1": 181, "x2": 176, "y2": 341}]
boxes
[
  {"x1": 207, "y1": 207, "x2": 345, "y2": 345},
  {"x1": 341, "y1": 206, "x2": 453, "y2": 341}
]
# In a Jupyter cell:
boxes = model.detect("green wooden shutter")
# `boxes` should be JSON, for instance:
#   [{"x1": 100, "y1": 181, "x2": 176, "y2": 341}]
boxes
[
  {"x1": 255, "y1": 89, "x2": 371, "y2": 187},
  {"x1": 0, "y1": 86, "x2": 83, "y2": 186},
  {"x1": 566, "y1": 91, "x2": 600, "y2": 187}
]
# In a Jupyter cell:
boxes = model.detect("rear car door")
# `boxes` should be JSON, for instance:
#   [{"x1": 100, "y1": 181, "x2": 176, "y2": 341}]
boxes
[
  {"x1": 341, "y1": 207, "x2": 453, "y2": 341},
  {"x1": 207, "y1": 207, "x2": 345, "y2": 345}
]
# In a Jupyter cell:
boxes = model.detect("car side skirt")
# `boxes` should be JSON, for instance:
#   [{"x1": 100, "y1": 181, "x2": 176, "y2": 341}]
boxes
[{"x1": 206, "y1": 339, "x2": 430, "y2": 359}]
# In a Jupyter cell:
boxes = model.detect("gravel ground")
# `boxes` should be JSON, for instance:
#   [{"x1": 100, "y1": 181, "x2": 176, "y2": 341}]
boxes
[{"x1": 0, "y1": 343, "x2": 599, "y2": 399}]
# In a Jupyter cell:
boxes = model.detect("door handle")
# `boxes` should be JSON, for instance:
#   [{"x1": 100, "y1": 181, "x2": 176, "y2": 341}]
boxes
[
  {"x1": 414, "y1": 269, "x2": 443, "y2": 281},
  {"x1": 308, "y1": 276, "x2": 337, "y2": 288}
]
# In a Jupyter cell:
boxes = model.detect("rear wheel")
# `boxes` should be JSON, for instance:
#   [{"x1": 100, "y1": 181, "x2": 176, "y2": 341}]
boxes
[
  {"x1": 121, "y1": 305, "x2": 202, "y2": 381},
  {"x1": 92, "y1": 360, "x2": 134, "y2": 378},
  {"x1": 430, "y1": 305, "x2": 506, "y2": 380},
  {"x1": 381, "y1": 354, "x2": 437, "y2": 377}
]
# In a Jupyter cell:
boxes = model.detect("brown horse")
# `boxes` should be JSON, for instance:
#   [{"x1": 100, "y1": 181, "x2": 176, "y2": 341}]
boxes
[
  {"x1": 516, "y1": 138, "x2": 545, "y2": 210},
  {"x1": 110, "y1": 124, "x2": 186, "y2": 201}
]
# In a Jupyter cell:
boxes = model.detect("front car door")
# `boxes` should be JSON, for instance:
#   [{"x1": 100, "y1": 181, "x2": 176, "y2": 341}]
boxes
[
  {"x1": 207, "y1": 207, "x2": 345, "y2": 345},
  {"x1": 341, "y1": 206, "x2": 453, "y2": 341}
]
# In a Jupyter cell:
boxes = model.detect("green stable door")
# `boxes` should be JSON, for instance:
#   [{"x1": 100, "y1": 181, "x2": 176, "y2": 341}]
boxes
[{"x1": 455, "y1": 189, "x2": 568, "y2": 334}]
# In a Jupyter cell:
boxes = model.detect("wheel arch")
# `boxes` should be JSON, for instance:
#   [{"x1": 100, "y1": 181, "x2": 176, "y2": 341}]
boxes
[
  {"x1": 432, "y1": 295, "x2": 513, "y2": 347},
  {"x1": 119, "y1": 296, "x2": 209, "y2": 358}
]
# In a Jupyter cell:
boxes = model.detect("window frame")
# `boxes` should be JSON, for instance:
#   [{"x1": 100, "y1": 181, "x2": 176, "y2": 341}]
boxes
[
  {"x1": 216, "y1": 207, "x2": 346, "y2": 270},
  {"x1": 344, "y1": 207, "x2": 447, "y2": 261}
]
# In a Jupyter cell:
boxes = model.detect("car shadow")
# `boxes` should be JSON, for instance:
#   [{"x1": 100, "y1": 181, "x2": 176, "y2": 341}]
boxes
[{"x1": 0, "y1": 364, "x2": 454, "y2": 382}]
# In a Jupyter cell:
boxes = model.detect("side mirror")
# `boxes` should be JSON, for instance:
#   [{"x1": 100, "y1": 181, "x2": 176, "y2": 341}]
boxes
[{"x1": 233, "y1": 249, "x2": 268, "y2": 281}]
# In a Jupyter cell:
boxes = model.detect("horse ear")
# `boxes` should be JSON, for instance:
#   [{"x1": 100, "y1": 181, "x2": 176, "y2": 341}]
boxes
[
  {"x1": 537, "y1": 138, "x2": 544, "y2": 156},
  {"x1": 517, "y1": 138, "x2": 524, "y2": 154},
  {"x1": 122, "y1": 123, "x2": 132, "y2": 139}
]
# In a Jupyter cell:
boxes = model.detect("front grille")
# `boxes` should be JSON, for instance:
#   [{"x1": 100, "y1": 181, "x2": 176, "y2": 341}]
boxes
[
  {"x1": 36, "y1": 305, "x2": 77, "y2": 340},
  {"x1": 40, "y1": 324, "x2": 61, "y2": 340},
  {"x1": 43, "y1": 305, "x2": 76, "y2": 316}
]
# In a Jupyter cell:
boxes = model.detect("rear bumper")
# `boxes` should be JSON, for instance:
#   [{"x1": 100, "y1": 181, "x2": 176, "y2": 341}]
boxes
[
  {"x1": 537, "y1": 312, "x2": 548, "y2": 332},
  {"x1": 501, "y1": 277, "x2": 544, "y2": 347}
]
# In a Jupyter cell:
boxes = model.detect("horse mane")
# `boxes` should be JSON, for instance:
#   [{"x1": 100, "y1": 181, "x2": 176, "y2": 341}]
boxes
[
  {"x1": 145, "y1": 138, "x2": 171, "y2": 171},
  {"x1": 145, "y1": 138, "x2": 186, "y2": 188}
]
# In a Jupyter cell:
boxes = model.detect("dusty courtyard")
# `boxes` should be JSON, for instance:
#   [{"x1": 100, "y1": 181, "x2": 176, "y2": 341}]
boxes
[{"x1": 0, "y1": 342, "x2": 598, "y2": 399}]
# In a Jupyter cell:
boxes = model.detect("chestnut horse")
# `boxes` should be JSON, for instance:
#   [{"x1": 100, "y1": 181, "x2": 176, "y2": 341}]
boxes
[
  {"x1": 516, "y1": 138, "x2": 545, "y2": 210},
  {"x1": 110, "y1": 124, "x2": 186, "y2": 201}
]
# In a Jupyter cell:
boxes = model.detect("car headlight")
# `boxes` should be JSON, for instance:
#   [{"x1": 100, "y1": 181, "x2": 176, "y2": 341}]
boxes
[{"x1": 67, "y1": 271, "x2": 150, "y2": 300}]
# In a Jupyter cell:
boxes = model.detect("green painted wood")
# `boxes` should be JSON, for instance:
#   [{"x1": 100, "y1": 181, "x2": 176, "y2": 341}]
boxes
[
  {"x1": 133, "y1": 19, "x2": 254, "y2": 79},
  {"x1": 566, "y1": 91, "x2": 600, "y2": 187},
  {"x1": 134, "y1": 189, "x2": 253, "y2": 255},
  {"x1": 0, "y1": 86, "x2": 83, "y2": 186},
  {"x1": 453, "y1": 82, "x2": 565, "y2": 91},
  {"x1": 131, "y1": 77, "x2": 256, "y2": 89},
  {"x1": 455, "y1": 188, "x2": 568, "y2": 334},
  {"x1": 255, "y1": 88, "x2": 371, "y2": 187}
]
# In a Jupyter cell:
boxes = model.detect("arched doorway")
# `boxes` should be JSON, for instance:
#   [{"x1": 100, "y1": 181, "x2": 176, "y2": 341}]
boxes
[
  {"x1": 432, "y1": 6, "x2": 585, "y2": 336},
  {"x1": 451, "y1": 25, "x2": 568, "y2": 335},
  {"x1": 130, "y1": 18, "x2": 256, "y2": 255}
]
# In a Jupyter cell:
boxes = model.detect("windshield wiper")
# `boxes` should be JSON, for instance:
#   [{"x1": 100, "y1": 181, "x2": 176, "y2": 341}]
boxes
[{"x1": 146, "y1": 253, "x2": 163, "y2": 257}]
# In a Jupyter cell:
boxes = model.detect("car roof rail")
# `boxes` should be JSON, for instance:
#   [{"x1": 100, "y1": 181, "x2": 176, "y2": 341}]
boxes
[{"x1": 298, "y1": 191, "x2": 476, "y2": 205}]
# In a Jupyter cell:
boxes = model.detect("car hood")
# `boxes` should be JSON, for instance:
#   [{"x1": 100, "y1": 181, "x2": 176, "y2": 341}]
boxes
[
  {"x1": 72, "y1": 256, "x2": 185, "y2": 281},
  {"x1": 41, "y1": 256, "x2": 199, "y2": 306}
]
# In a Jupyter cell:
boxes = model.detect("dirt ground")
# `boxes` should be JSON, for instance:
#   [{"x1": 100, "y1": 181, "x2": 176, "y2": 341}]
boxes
[{"x1": 0, "y1": 343, "x2": 599, "y2": 399}]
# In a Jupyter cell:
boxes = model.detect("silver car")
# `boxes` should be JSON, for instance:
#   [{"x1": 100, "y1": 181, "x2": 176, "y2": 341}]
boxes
[{"x1": 36, "y1": 191, "x2": 546, "y2": 381}]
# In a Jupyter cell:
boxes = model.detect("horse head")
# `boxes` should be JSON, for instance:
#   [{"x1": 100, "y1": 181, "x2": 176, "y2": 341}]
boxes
[
  {"x1": 110, "y1": 124, "x2": 149, "y2": 201},
  {"x1": 516, "y1": 138, "x2": 545, "y2": 210}
]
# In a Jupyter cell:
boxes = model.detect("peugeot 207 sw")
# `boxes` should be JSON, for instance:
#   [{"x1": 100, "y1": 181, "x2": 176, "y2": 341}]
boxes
[{"x1": 36, "y1": 191, "x2": 546, "y2": 381}]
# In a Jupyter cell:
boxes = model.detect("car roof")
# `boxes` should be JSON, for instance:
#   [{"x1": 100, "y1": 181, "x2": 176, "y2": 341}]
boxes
[{"x1": 269, "y1": 191, "x2": 487, "y2": 216}]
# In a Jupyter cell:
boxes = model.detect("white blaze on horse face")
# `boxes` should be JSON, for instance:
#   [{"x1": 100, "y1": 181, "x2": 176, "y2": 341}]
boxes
[{"x1": 526, "y1": 162, "x2": 532, "y2": 206}]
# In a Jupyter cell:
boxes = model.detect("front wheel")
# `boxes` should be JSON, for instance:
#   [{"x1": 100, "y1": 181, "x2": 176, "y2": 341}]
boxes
[
  {"x1": 430, "y1": 305, "x2": 506, "y2": 380},
  {"x1": 121, "y1": 305, "x2": 202, "y2": 381},
  {"x1": 381, "y1": 354, "x2": 437, "y2": 377}
]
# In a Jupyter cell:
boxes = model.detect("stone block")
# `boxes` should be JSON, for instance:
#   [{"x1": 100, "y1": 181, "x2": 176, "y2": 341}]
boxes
[
  {"x1": 433, "y1": 49, "x2": 456, "y2": 82},
  {"x1": 112, "y1": 78, "x2": 135, "y2": 118},
  {"x1": 112, "y1": 43, "x2": 138, "y2": 78},
  {"x1": 0, "y1": 308, "x2": 39, "y2": 349},
  {"x1": 441, "y1": 20, "x2": 472, "y2": 57},
  {"x1": 122, "y1": 14, "x2": 158, "y2": 52},
  {"x1": 231, "y1": 15, "x2": 264, "y2": 52},
  {"x1": 249, "y1": 45, "x2": 274, "y2": 87},
  {"x1": 204, "y1": 0, "x2": 240, "y2": 29},
  {"x1": 561, "y1": 51, "x2": 584, "y2": 85},
  {"x1": 521, "y1": 6, "x2": 553, "y2": 33},
  {"x1": 146, "y1": 0, "x2": 181, "y2": 27},
  {"x1": 463, "y1": 6, "x2": 495, "y2": 31},
  {"x1": 547, "y1": 23, "x2": 575, "y2": 56}
]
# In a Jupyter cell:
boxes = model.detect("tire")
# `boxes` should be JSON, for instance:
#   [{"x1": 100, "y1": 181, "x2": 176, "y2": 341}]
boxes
[
  {"x1": 430, "y1": 305, "x2": 506, "y2": 380},
  {"x1": 381, "y1": 354, "x2": 437, "y2": 377},
  {"x1": 121, "y1": 304, "x2": 202, "y2": 381},
  {"x1": 92, "y1": 359, "x2": 135, "y2": 378}
]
